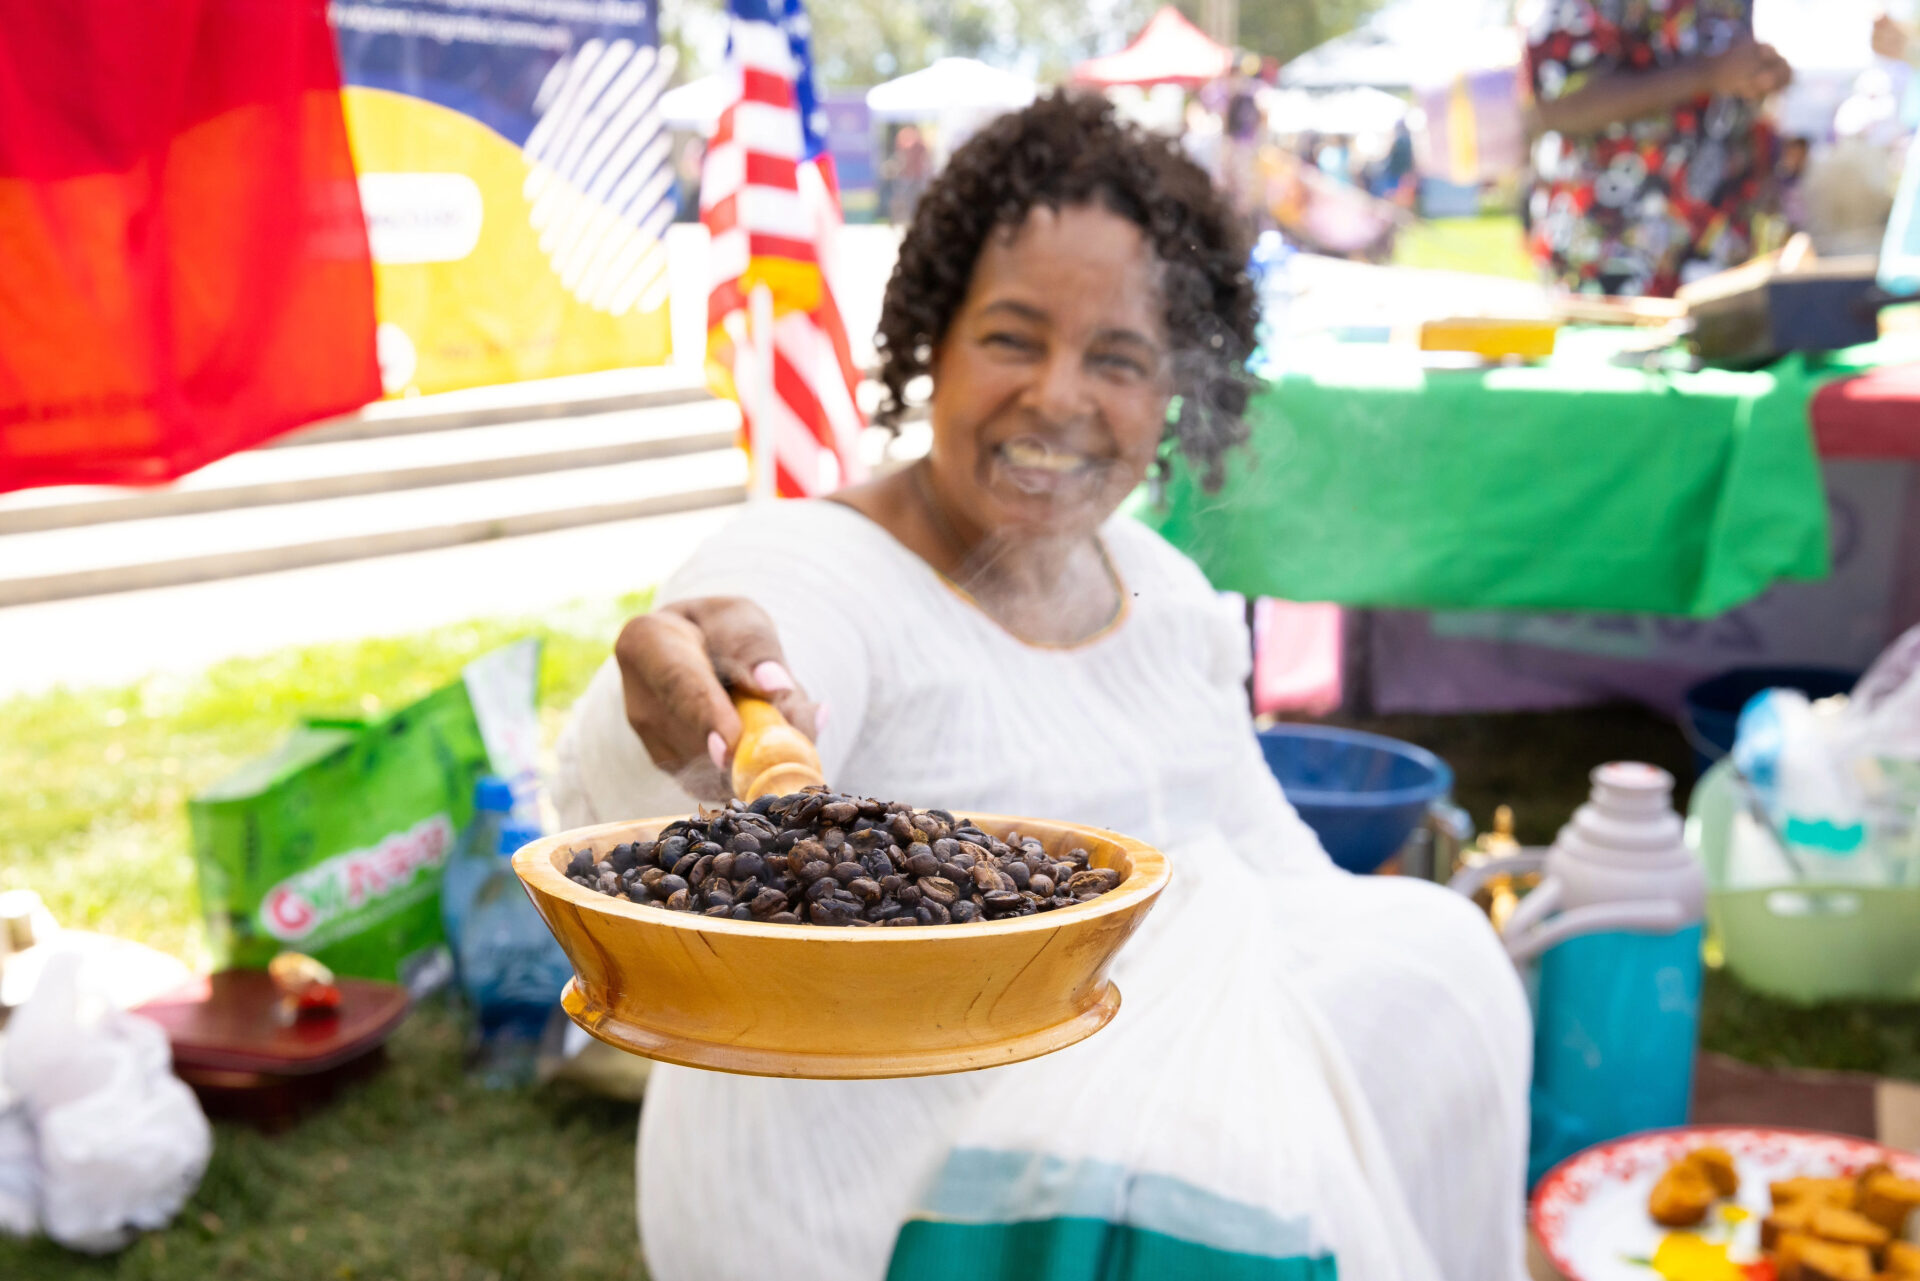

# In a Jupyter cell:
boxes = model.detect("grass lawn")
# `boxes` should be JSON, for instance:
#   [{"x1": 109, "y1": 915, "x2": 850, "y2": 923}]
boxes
[
  {"x1": 4, "y1": 601, "x2": 1918, "y2": 1277},
  {"x1": 1392, "y1": 213, "x2": 1538, "y2": 281}
]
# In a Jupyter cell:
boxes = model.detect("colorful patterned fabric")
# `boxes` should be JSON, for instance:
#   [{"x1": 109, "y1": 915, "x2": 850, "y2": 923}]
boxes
[{"x1": 1520, "y1": 0, "x2": 1780, "y2": 297}]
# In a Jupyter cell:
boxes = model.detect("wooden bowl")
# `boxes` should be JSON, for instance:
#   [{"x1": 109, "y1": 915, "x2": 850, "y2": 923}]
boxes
[{"x1": 513, "y1": 813, "x2": 1168, "y2": 1079}]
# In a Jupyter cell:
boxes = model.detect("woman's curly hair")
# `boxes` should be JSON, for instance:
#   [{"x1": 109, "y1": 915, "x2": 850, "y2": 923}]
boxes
[{"x1": 873, "y1": 91, "x2": 1258, "y2": 489}]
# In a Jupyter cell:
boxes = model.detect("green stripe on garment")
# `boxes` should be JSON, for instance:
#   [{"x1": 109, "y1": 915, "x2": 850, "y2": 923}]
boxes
[{"x1": 886, "y1": 1217, "x2": 1338, "y2": 1281}]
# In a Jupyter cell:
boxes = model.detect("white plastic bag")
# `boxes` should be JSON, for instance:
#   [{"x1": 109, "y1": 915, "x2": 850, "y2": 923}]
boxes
[
  {"x1": 1732, "y1": 624, "x2": 1920, "y2": 884},
  {"x1": 0, "y1": 950, "x2": 211, "y2": 1253}
]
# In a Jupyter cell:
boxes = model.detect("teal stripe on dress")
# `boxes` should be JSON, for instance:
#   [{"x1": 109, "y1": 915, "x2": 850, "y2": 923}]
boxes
[
  {"x1": 886, "y1": 1218, "x2": 1338, "y2": 1281},
  {"x1": 912, "y1": 1149, "x2": 1322, "y2": 1260}
]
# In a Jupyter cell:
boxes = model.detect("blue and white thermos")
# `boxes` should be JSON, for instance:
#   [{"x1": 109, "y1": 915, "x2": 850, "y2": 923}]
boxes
[{"x1": 1502, "y1": 763, "x2": 1706, "y2": 1185}]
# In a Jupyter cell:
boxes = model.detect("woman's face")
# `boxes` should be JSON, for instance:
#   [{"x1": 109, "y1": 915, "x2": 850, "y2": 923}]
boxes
[{"x1": 925, "y1": 202, "x2": 1173, "y2": 543}]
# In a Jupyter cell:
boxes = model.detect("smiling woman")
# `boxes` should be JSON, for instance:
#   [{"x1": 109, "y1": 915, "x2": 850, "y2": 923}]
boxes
[{"x1": 554, "y1": 91, "x2": 1531, "y2": 1281}]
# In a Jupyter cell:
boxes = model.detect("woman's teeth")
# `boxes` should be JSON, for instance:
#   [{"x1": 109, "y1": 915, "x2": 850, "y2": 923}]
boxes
[{"x1": 999, "y1": 440, "x2": 1088, "y2": 473}]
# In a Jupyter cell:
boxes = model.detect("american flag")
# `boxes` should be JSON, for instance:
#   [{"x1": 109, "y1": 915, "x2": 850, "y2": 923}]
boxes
[{"x1": 701, "y1": 0, "x2": 866, "y2": 498}]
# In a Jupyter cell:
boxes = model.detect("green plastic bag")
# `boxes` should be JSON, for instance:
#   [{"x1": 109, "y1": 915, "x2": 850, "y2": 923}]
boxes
[{"x1": 188, "y1": 678, "x2": 492, "y2": 989}]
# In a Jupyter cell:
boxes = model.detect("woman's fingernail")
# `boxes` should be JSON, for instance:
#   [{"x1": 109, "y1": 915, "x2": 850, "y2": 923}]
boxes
[
  {"x1": 708, "y1": 731, "x2": 728, "y2": 770},
  {"x1": 816, "y1": 702, "x2": 831, "y2": 732},
  {"x1": 751, "y1": 660, "x2": 795, "y2": 693}
]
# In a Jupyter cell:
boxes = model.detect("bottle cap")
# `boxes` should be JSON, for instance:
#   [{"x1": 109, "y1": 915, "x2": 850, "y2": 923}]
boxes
[
  {"x1": 496, "y1": 823, "x2": 542, "y2": 857},
  {"x1": 474, "y1": 775, "x2": 514, "y2": 813}
]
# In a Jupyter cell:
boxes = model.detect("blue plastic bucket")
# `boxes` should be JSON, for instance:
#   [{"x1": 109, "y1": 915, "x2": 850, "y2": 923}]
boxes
[
  {"x1": 1256, "y1": 725, "x2": 1454, "y2": 874},
  {"x1": 1678, "y1": 666, "x2": 1857, "y2": 780}
]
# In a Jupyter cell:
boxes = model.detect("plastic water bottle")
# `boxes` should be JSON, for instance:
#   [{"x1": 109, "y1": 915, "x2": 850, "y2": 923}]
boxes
[
  {"x1": 1500, "y1": 763, "x2": 1707, "y2": 1185},
  {"x1": 457, "y1": 820, "x2": 572, "y2": 1087},
  {"x1": 443, "y1": 775, "x2": 514, "y2": 964}
]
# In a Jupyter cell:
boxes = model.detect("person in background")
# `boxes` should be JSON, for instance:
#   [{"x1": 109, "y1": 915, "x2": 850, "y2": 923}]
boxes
[
  {"x1": 1874, "y1": 11, "x2": 1920, "y2": 68},
  {"x1": 673, "y1": 135, "x2": 704, "y2": 223},
  {"x1": 883, "y1": 124, "x2": 933, "y2": 226},
  {"x1": 1520, "y1": 0, "x2": 1792, "y2": 296},
  {"x1": 1374, "y1": 119, "x2": 1417, "y2": 205}
]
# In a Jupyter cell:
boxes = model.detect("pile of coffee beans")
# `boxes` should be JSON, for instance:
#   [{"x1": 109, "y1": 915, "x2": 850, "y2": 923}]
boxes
[{"x1": 564, "y1": 786, "x2": 1121, "y2": 927}]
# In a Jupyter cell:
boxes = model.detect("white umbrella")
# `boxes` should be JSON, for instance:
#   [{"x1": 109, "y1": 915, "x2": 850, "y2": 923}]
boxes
[
  {"x1": 865, "y1": 58, "x2": 1036, "y2": 121},
  {"x1": 658, "y1": 74, "x2": 733, "y2": 133}
]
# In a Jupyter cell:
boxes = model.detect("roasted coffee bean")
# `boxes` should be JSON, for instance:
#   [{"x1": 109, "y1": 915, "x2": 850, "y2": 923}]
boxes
[
  {"x1": 918, "y1": 876, "x2": 959, "y2": 907},
  {"x1": 809, "y1": 898, "x2": 859, "y2": 926},
  {"x1": 577, "y1": 789, "x2": 1125, "y2": 926},
  {"x1": 769, "y1": 911, "x2": 801, "y2": 925},
  {"x1": 1067, "y1": 868, "x2": 1120, "y2": 895},
  {"x1": 748, "y1": 793, "x2": 778, "y2": 815}
]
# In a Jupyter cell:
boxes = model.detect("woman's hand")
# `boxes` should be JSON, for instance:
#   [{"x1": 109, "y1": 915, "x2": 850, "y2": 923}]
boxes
[
  {"x1": 1874, "y1": 14, "x2": 1914, "y2": 61},
  {"x1": 613, "y1": 598, "x2": 821, "y2": 799},
  {"x1": 1707, "y1": 39, "x2": 1792, "y2": 100}
]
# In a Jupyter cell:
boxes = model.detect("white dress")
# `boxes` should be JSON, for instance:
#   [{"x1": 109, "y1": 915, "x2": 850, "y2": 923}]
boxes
[{"x1": 554, "y1": 500, "x2": 1532, "y2": 1281}]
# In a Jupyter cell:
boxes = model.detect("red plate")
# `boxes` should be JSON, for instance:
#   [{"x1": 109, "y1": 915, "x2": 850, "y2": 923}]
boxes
[{"x1": 1531, "y1": 1125, "x2": 1920, "y2": 1281}]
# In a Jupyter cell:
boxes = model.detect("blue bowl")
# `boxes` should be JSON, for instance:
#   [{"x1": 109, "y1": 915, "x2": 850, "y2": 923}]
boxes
[{"x1": 1257, "y1": 725, "x2": 1454, "y2": 874}]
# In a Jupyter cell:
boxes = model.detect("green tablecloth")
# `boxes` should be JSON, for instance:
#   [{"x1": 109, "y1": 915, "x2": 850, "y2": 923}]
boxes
[{"x1": 1143, "y1": 332, "x2": 1910, "y2": 617}]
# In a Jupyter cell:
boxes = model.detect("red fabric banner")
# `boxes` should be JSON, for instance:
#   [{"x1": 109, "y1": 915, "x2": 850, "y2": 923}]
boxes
[{"x1": 0, "y1": 0, "x2": 379, "y2": 493}]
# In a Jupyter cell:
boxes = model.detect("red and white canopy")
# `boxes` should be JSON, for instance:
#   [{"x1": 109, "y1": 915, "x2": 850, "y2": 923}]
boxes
[{"x1": 1071, "y1": 6, "x2": 1233, "y2": 89}]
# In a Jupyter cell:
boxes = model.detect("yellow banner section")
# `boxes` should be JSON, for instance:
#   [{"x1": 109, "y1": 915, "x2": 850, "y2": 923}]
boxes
[{"x1": 341, "y1": 87, "x2": 670, "y2": 398}]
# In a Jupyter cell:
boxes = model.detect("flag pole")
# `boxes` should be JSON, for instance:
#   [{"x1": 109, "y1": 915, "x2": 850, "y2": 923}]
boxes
[{"x1": 748, "y1": 283, "x2": 776, "y2": 501}]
